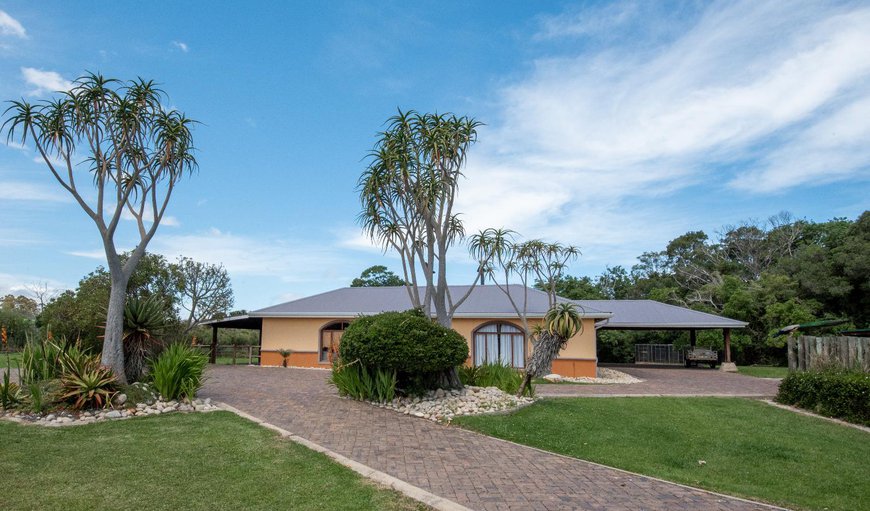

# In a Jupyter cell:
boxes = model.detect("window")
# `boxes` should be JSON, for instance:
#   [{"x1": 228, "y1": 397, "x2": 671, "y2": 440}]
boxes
[
  {"x1": 319, "y1": 321, "x2": 350, "y2": 363},
  {"x1": 473, "y1": 322, "x2": 525, "y2": 368}
]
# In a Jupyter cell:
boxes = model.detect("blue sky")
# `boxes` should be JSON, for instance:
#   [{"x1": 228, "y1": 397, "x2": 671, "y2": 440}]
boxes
[{"x1": 1, "y1": 1, "x2": 868, "y2": 310}]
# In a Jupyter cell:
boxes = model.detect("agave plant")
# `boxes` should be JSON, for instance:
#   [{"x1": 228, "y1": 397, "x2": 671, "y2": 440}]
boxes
[
  {"x1": 123, "y1": 295, "x2": 167, "y2": 382},
  {"x1": 0, "y1": 367, "x2": 22, "y2": 410},
  {"x1": 60, "y1": 357, "x2": 117, "y2": 409}
]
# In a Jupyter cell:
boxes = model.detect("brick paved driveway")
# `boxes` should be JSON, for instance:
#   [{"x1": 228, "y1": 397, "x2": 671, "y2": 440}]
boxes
[
  {"x1": 201, "y1": 366, "x2": 779, "y2": 511},
  {"x1": 536, "y1": 366, "x2": 780, "y2": 398}
]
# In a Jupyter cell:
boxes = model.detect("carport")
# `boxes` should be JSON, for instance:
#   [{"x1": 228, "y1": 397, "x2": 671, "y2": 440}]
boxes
[
  {"x1": 574, "y1": 300, "x2": 748, "y2": 370},
  {"x1": 200, "y1": 315, "x2": 263, "y2": 364}
]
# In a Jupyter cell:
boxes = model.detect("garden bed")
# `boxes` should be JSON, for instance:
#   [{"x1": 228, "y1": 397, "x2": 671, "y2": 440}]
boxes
[{"x1": 1, "y1": 396, "x2": 219, "y2": 427}]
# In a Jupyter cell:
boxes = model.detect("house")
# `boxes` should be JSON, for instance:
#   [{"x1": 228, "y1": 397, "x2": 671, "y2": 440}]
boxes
[{"x1": 204, "y1": 285, "x2": 747, "y2": 377}]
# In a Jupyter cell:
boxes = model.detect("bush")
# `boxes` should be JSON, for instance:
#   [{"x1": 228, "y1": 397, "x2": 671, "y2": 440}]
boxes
[
  {"x1": 776, "y1": 370, "x2": 870, "y2": 426},
  {"x1": 19, "y1": 336, "x2": 65, "y2": 385},
  {"x1": 0, "y1": 367, "x2": 22, "y2": 409},
  {"x1": 24, "y1": 379, "x2": 63, "y2": 413},
  {"x1": 150, "y1": 343, "x2": 208, "y2": 401},
  {"x1": 60, "y1": 358, "x2": 117, "y2": 409},
  {"x1": 329, "y1": 360, "x2": 396, "y2": 403},
  {"x1": 459, "y1": 362, "x2": 527, "y2": 396},
  {"x1": 339, "y1": 309, "x2": 468, "y2": 376}
]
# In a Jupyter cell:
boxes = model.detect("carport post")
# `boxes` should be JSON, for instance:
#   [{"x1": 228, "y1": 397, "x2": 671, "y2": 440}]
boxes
[
  {"x1": 719, "y1": 328, "x2": 737, "y2": 372},
  {"x1": 210, "y1": 325, "x2": 218, "y2": 364},
  {"x1": 723, "y1": 328, "x2": 732, "y2": 362},
  {"x1": 689, "y1": 329, "x2": 696, "y2": 347}
]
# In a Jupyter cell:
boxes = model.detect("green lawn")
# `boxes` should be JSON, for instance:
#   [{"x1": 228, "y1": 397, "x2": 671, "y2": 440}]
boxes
[
  {"x1": 1, "y1": 351, "x2": 22, "y2": 368},
  {"x1": 454, "y1": 397, "x2": 869, "y2": 511},
  {"x1": 737, "y1": 365, "x2": 788, "y2": 378},
  {"x1": 0, "y1": 412, "x2": 425, "y2": 511}
]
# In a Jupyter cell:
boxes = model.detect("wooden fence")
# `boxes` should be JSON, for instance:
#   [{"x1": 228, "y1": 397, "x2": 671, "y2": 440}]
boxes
[
  {"x1": 192, "y1": 344, "x2": 260, "y2": 365},
  {"x1": 787, "y1": 335, "x2": 870, "y2": 372}
]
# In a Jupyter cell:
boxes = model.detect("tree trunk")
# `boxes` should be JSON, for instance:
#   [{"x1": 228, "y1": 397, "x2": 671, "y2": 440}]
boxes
[
  {"x1": 517, "y1": 332, "x2": 565, "y2": 397},
  {"x1": 102, "y1": 271, "x2": 130, "y2": 385}
]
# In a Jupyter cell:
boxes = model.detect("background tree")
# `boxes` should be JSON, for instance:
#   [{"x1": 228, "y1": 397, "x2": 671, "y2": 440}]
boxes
[
  {"x1": 172, "y1": 256, "x2": 234, "y2": 335},
  {"x1": 358, "y1": 109, "x2": 486, "y2": 327},
  {"x1": 4, "y1": 73, "x2": 197, "y2": 383},
  {"x1": 350, "y1": 265, "x2": 405, "y2": 287}
]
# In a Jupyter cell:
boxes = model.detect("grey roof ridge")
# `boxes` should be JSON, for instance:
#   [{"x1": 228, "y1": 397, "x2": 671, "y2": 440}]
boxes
[{"x1": 644, "y1": 299, "x2": 748, "y2": 326}]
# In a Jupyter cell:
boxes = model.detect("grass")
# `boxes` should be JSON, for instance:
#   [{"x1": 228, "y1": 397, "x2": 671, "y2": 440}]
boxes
[
  {"x1": 0, "y1": 411, "x2": 425, "y2": 511},
  {"x1": 454, "y1": 397, "x2": 869, "y2": 511},
  {"x1": 737, "y1": 365, "x2": 788, "y2": 378},
  {"x1": 1, "y1": 351, "x2": 22, "y2": 369}
]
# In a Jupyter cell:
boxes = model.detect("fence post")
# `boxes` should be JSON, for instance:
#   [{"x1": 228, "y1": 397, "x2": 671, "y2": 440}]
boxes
[
  {"x1": 787, "y1": 334, "x2": 796, "y2": 371},
  {"x1": 232, "y1": 344, "x2": 237, "y2": 365}
]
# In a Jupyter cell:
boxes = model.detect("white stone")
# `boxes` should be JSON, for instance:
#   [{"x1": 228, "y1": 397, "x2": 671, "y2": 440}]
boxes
[{"x1": 105, "y1": 410, "x2": 122, "y2": 419}]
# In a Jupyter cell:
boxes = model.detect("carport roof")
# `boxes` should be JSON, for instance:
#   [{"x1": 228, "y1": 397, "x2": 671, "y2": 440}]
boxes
[
  {"x1": 248, "y1": 285, "x2": 613, "y2": 319},
  {"x1": 575, "y1": 299, "x2": 747, "y2": 330}
]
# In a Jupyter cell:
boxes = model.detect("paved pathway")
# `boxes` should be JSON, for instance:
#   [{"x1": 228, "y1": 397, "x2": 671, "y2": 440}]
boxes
[
  {"x1": 201, "y1": 366, "x2": 780, "y2": 511},
  {"x1": 536, "y1": 366, "x2": 780, "y2": 398}
]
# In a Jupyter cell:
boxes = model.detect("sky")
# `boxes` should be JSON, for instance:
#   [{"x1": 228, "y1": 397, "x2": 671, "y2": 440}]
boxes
[{"x1": 0, "y1": 1, "x2": 868, "y2": 311}]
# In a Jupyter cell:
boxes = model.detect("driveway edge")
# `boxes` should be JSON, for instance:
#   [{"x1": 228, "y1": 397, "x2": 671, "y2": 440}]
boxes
[{"x1": 217, "y1": 402, "x2": 474, "y2": 511}]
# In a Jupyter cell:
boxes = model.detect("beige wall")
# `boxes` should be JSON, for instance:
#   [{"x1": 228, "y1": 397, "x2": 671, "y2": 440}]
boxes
[{"x1": 260, "y1": 316, "x2": 598, "y2": 369}]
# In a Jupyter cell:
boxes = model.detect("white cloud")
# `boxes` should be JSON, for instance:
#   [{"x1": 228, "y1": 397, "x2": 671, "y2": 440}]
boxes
[
  {"x1": 66, "y1": 249, "x2": 108, "y2": 260},
  {"x1": 21, "y1": 67, "x2": 73, "y2": 96},
  {"x1": 0, "y1": 273, "x2": 67, "y2": 297},
  {"x1": 457, "y1": 0, "x2": 870, "y2": 259},
  {"x1": 0, "y1": 180, "x2": 68, "y2": 202},
  {"x1": 172, "y1": 41, "x2": 189, "y2": 53},
  {"x1": 149, "y1": 228, "x2": 352, "y2": 284},
  {"x1": 0, "y1": 10, "x2": 26, "y2": 38}
]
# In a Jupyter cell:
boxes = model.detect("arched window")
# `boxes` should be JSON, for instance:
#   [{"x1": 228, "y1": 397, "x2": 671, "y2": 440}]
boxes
[
  {"x1": 320, "y1": 321, "x2": 350, "y2": 363},
  {"x1": 473, "y1": 322, "x2": 525, "y2": 368}
]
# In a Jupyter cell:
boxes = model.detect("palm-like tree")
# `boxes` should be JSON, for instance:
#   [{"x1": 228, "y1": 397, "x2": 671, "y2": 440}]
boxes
[
  {"x1": 3, "y1": 74, "x2": 197, "y2": 383},
  {"x1": 518, "y1": 303, "x2": 583, "y2": 396}
]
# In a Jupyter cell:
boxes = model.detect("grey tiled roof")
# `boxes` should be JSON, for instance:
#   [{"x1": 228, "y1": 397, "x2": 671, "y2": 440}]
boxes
[
  {"x1": 575, "y1": 299, "x2": 747, "y2": 329},
  {"x1": 252, "y1": 285, "x2": 611, "y2": 318}
]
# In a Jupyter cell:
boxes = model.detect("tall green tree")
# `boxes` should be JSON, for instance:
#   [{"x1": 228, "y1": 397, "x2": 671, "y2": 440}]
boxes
[
  {"x1": 4, "y1": 74, "x2": 197, "y2": 383},
  {"x1": 358, "y1": 109, "x2": 487, "y2": 328},
  {"x1": 350, "y1": 265, "x2": 405, "y2": 287}
]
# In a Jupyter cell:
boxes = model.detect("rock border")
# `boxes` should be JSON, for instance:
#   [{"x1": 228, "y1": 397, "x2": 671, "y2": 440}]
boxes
[
  {"x1": 0, "y1": 397, "x2": 219, "y2": 427},
  {"x1": 365, "y1": 386, "x2": 535, "y2": 423}
]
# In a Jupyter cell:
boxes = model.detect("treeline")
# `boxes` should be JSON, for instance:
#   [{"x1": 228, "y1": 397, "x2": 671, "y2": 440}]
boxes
[
  {"x1": 1, "y1": 253, "x2": 248, "y2": 352},
  {"x1": 544, "y1": 211, "x2": 869, "y2": 365}
]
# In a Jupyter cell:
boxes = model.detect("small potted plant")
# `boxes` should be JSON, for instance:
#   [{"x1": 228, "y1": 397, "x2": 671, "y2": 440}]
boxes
[{"x1": 277, "y1": 349, "x2": 293, "y2": 368}]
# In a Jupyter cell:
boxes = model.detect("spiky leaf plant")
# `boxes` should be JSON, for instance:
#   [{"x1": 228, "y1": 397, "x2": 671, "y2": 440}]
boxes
[{"x1": 123, "y1": 295, "x2": 166, "y2": 382}]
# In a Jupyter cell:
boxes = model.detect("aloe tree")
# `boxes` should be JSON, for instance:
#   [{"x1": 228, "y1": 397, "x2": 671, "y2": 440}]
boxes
[
  {"x1": 517, "y1": 303, "x2": 583, "y2": 396},
  {"x1": 358, "y1": 109, "x2": 487, "y2": 328},
  {"x1": 470, "y1": 228, "x2": 580, "y2": 335},
  {"x1": 3, "y1": 73, "x2": 197, "y2": 383}
]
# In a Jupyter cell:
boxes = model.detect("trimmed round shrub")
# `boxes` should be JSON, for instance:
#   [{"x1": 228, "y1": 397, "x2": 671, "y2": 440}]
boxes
[{"x1": 339, "y1": 309, "x2": 468, "y2": 374}]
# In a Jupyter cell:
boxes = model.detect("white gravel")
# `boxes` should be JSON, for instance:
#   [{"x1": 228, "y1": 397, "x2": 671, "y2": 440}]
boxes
[
  {"x1": 542, "y1": 367, "x2": 642, "y2": 384},
  {"x1": 369, "y1": 386, "x2": 534, "y2": 423}
]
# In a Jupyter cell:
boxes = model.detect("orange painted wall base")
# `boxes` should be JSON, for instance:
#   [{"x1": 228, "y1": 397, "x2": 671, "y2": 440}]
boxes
[
  {"x1": 550, "y1": 358, "x2": 597, "y2": 378},
  {"x1": 260, "y1": 351, "x2": 326, "y2": 368}
]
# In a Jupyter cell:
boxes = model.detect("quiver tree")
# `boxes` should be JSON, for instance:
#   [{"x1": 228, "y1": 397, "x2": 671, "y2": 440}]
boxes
[
  {"x1": 518, "y1": 303, "x2": 583, "y2": 397},
  {"x1": 3, "y1": 73, "x2": 197, "y2": 383},
  {"x1": 358, "y1": 110, "x2": 487, "y2": 327}
]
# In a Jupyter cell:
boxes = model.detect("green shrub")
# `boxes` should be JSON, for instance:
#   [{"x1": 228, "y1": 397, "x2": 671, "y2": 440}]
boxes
[
  {"x1": 150, "y1": 343, "x2": 208, "y2": 401},
  {"x1": 24, "y1": 379, "x2": 62, "y2": 413},
  {"x1": 776, "y1": 370, "x2": 870, "y2": 425},
  {"x1": 459, "y1": 361, "x2": 528, "y2": 395},
  {"x1": 120, "y1": 382, "x2": 158, "y2": 406},
  {"x1": 19, "y1": 336, "x2": 65, "y2": 385},
  {"x1": 0, "y1": 367, "x2": 22, "y2": 409},
  {"x1": 338, "y1": 309, "x2": 468, "y2": 394},
  {"x1": 330, "y1": 360, "x2": 397, "y2": 403}
]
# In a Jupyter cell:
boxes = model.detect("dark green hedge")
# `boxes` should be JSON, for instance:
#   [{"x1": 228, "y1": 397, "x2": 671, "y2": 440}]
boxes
[
  {"x1": 776, "y1": 370, "x2": 870, "y2": 426},
  {"x1": 339, "y1": 309, "x2": 468, "y2": 375}
]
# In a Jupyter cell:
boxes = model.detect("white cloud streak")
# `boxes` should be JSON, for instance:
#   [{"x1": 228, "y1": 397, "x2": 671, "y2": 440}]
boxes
[
  {"x1": 172, "y1": 41, "x2": 189, "y2": 53},
  {"x1": 0, "y1": 180, "x2": 68, "y2": 202},
  {"x1": 458, "y1": 0, "x2": 870, "y2": 261},
  {"x1": 21, "y1": 67, "x2": 73, "y2": 96},
  {"x1": 0, "y1": 10, "x2": 26, "y2": 38}
]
